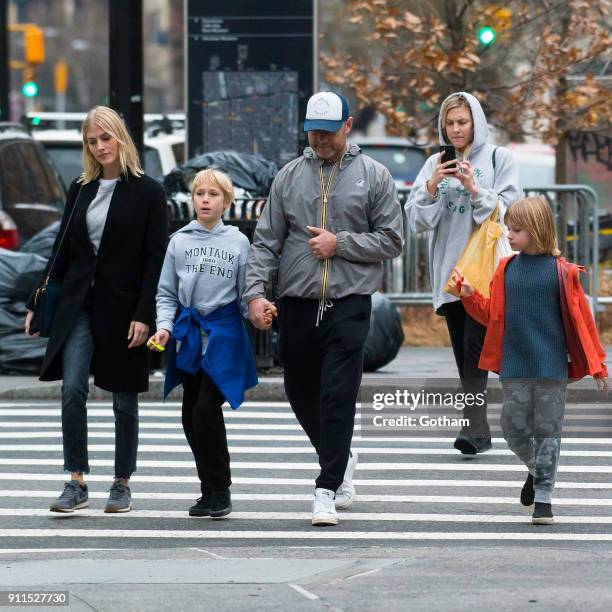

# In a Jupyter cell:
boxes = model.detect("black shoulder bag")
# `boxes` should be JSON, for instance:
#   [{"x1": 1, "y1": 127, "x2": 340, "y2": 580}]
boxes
[{"x1": 30, "y1": 186, "x2": 83, "y2": 337}]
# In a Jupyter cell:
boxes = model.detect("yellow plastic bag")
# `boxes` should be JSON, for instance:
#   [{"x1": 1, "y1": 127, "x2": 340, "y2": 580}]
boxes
[{"x1": 444, "y1": 205, "x2": 503, "y2": 298}]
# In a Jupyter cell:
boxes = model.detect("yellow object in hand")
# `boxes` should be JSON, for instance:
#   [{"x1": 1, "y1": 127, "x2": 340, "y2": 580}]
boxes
[{"x1": 148, "y1": 340, "x2": 165, "y2": 352}]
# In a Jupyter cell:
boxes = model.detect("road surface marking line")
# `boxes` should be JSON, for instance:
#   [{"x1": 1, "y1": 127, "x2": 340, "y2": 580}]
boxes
[
  {"x1": 289, "y1": 584, "x2": 319, "y2": 600},
  {"x1": 3, "y1": 529, "x2": 612, "y2": 541}
]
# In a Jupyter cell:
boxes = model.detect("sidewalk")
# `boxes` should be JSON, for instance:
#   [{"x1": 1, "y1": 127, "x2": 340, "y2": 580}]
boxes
[{"x1": 1, "y1": 346, "x2": 610, "y2": 401}]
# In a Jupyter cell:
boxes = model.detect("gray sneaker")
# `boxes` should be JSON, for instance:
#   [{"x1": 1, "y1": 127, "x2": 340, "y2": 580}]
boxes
[
  {"x1": 104, "y1": 481, "x2": 132, "y2": 513},
  {"x1": 50, "y1": 480, "x2": 89, "y2": 513}
]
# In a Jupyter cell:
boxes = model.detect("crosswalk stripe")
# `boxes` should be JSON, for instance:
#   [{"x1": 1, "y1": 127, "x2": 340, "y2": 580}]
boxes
[
  {"x1": 1, "y1": 458, "x2": 612, "y2": 478},
  {"x1": 0, "y1": 458, "x2": 612, "y2": 489},
  {"x1": 1, "y1": 423, "x2": 611, "y2": 445},
  {"x1": 2, "y1": 528, "x2": 612, "y2": 541},
  {"x1": 0, "y1": 472, "x2": 610, "y2": 489},
  {"x1": 0, "y1": 433, "x2": 610, "y2": 457},
  {"x1": 1, "y1": 444, "x2": 612, "y2": 463},
  {"x1": 0, "y1": 490, "x2": 610, "y2": 505},
  {"x1": 4, "y1": 509, "x2": 612, "y2": 523},
  {"x1": 0, "y1": 422, "x2": 610, "y2": 445}
]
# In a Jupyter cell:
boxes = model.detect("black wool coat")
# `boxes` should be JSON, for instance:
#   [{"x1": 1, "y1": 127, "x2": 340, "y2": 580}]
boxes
[{"x1": 29, "y1": 173, "x2": 168, "y2": 393}]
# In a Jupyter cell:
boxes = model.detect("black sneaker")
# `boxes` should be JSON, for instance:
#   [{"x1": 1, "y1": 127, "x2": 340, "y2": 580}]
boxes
[
  {"x1": 104, "y1": 481, "x2": 132, "y2": 513},
  {"x1": 521, "y1": 473, "x2": 535, "y2": 506},
  {"x1": 189, "y1": 492, "x2": 211, "y2": 517},
  {"x1": 210, "y1": 489, "x2": 232, "y2": 518},
  {"x1": 454, "y1": 436, "x2": 492, "y2": 455},
  {"x1": 532, "y1": 502, "x2": 554, "y2": 525},
  {"x1": 50, "y1": 480, "x2": 89, "y2": 513}
]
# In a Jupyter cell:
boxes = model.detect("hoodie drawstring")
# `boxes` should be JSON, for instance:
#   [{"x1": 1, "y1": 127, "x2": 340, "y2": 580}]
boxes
[{"x1": 316, "y1": 162, "x2": 338, "y2": 327}]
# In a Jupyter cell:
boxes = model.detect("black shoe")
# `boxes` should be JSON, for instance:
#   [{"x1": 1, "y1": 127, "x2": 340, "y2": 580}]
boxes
[
  {"x1": 454, "y1": 436, "x2": 492, "y2": 455},
  {"x1": 532, "y1": 502, "x2": 554, "y2": 525},
  {"x1": 521, "y1": 473, "x2": 535, "y2": 506},
  {"x1": 210, "y1": 489, "x2": 232, "y2": 518},
  {"x1": 189, "y1": 492, "x2": 211, "y2": 517}
]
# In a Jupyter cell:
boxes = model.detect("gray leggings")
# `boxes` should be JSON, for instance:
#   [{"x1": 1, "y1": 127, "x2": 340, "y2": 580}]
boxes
[{"x1": 500, "y1": 379, "x2": 567, "y2": 504}]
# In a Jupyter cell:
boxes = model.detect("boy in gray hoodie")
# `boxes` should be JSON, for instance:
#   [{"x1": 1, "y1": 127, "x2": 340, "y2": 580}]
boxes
[
  {"x1": 405, "y1": 91, "x2": 522, "y2": 455},
  {"x1": 148, "y1": 169, "x2": 259, "y2": 519}
]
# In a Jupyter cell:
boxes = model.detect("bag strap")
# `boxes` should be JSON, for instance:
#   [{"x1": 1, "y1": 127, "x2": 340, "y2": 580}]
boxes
[{"x1": 45, "y1": 184, "x2": 84, "y2": 280}]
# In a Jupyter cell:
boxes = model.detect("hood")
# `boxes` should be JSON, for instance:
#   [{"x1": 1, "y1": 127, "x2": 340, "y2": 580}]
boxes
[
  {"x1": 173, "y1": 219, "x2": 242, "y2": 237},
  {"x1": 438, "y1": 91, "x2": 489, "y2": 154}
]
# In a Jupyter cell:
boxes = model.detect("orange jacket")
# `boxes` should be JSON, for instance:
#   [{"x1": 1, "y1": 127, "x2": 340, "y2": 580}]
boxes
[{"x1": 459, "y1": 255, "x2": 608, "y2": 381}]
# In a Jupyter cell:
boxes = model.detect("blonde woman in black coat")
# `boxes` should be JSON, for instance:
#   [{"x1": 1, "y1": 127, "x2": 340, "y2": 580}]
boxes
[{"x1": 25, "y1": 106, "x2": 168, "y2": 513}]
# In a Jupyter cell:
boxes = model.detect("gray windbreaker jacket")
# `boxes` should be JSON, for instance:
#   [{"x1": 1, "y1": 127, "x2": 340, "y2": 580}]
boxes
[
  {"x1": 405, "y1": 91, "x2": 523, "y2": 312},
  {"x1": 243, "y1": 144, "x2": 403, "y2": 303}
]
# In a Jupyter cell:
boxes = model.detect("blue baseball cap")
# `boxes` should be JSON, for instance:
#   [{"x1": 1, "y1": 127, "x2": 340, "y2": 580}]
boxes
[{"x1": 303, "y1": 92, "x2": 350, "y2": 132}]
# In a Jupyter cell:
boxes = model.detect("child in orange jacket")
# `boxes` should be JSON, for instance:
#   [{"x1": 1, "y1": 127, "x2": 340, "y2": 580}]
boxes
[{"x1": 451, "y1": 196, "x2": 608, "y2": 525}]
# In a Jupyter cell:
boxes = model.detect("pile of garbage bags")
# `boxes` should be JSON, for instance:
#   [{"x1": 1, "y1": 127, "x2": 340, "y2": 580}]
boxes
[
  {"x1": 164, "y1": 150, "x2": 279, "y2": 232},
  {"x1": 0, "y1": 223, "x2": 58, "y2": 374}
]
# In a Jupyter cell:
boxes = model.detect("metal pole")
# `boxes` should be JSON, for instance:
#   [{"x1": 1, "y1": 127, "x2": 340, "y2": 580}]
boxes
[
  {"x1": 109, "y1": 0, "x2": 144, "y2": 161},
  {"x1": 0, "y1": 0, "x2": 9, "y2": 121}
]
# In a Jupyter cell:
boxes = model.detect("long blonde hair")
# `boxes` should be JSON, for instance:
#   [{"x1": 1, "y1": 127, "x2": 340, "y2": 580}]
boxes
[
  {"x1": 80, "y1": 106, "x2": 143, "y2": 183},
  {"x1": 504, "y1": 196, "x2": 561, "y2": 256},
  {"x1": 439, "y1": 94, "x2": 474, "y2": 160}
]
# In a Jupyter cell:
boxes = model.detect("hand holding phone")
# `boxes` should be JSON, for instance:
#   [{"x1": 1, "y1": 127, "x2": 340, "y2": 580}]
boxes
[{"x1": 440, "y1": 145, "x2": 457, "y2": 167}]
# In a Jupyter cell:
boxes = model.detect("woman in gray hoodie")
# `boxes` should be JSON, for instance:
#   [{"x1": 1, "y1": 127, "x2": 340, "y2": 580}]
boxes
[{"x1": 405, "y1": 92, "x2": 522, "y2": 455}]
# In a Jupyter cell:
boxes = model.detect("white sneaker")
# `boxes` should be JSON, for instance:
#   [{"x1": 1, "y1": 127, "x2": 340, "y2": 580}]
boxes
[
  {"x1": 311, "y1": 488, "x2": 338, "y2": 526},
  {"x1": 335, "y1": 450, "x2": 358, "y2": 510}
]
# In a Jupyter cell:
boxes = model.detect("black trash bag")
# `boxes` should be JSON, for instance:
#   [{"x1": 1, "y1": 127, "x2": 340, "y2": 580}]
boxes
[
  {"x1": 0, "y1": 248, "x2": 47, "y2": 302},
  {"x1": 20, "y1": 221, "x2": 59, "y2": 260},
  {"x1": 0, "y1": 300, "x2": 46, "y2": 374},
  {"x1": 164, "y1": 150, "x2": 278, "y2": 198},
  {"x1": 363, "y1": 292, "x2": 405, "y2": 372}
]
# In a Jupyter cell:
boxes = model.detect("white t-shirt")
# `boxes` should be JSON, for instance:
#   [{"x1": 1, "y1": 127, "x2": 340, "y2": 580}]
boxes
[{"x1": 86, "y1": 178, "x2": 120, "y2": 255}]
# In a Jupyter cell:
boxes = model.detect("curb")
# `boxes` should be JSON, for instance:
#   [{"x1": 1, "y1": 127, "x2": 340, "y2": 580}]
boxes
[{"x1": 0, "y1": 378, "x2": 609, "y2": 403}]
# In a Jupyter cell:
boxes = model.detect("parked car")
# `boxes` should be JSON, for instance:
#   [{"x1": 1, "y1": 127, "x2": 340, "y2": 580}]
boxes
[
  {"x1": 507, "y1": 143, "x2": 556, "y2": 187},
  {"x1": 0, "y1": 123, "x2": 66, "y2": 250},
  {"x1": 31, "y1": 127, "x2": 185, "y2": 187},
  {"x1": 351, "y1": 137, "x2": 427, "y2": 188}
]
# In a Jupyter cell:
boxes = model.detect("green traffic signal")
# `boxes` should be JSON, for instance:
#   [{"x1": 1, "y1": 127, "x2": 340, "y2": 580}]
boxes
[
  {"x1": 478, "y1": 26, "x2": 496, "y2": 45},
  {"x1": 22, "y1": 81, "x2": 38, "y2": 97}
]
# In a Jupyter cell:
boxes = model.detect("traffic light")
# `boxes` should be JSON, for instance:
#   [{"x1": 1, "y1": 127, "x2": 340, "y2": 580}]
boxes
[
  {"x1": 477, "y1": 6, "x2": 512, "y2": 46},
  {"x1": 24, "y1": 25, "x2": 45, "y2": 64},
  {"x1": 478, "y1": 26, "x2": 496, "y2": 45},
  {"x1": 22, "y1": 81, "x2": 38, "y2": 97}
]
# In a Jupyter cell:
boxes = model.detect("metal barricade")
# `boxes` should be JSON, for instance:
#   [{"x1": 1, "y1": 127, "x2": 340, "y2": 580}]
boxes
[
  {"x1": 385, "y1": 185, "x2": 602, "y2": 314},
  {"x1": 165, "y1": 183, "x2": 603, "y2": 366}
]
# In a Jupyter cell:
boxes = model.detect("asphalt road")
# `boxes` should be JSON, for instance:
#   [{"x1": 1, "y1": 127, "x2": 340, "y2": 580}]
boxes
[{"x1": 0, "y1": 398, "x2": 611, "y2": 611}]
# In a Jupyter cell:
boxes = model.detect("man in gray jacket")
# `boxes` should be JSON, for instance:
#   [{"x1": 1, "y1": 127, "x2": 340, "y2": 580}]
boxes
[{"x1": 244, "y1": 92, "x2": 403, "y2": 526}]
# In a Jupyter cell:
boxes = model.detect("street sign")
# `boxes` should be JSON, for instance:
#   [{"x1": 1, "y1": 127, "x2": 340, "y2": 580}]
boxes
[{"x1": 186, "y1": 0, "x2": 316, "y2": 166}]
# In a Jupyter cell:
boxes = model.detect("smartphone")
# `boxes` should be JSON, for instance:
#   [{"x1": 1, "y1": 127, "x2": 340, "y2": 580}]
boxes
[{"x1": 440, "y1": 145, "x2": 457, "y2": 167}]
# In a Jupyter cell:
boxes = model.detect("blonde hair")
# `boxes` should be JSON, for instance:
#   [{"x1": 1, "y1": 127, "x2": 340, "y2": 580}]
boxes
[
  {"x1": 191, "y1": 169, "x2": 234, "y2": 206},
  {"x1": 81, "y1": 106, "x2": 143, "y2": 183},
  {"x1": 504, "y1": 196, "x2": 561, "y2": 256},
  {"x1": 439, "y1": 94, "x2": 474, "y2": 159}
]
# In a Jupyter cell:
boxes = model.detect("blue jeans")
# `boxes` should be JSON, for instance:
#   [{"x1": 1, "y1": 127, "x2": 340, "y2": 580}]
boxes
[{"x1": 61, "y1": 309, "x2": 139, "y2": 478}]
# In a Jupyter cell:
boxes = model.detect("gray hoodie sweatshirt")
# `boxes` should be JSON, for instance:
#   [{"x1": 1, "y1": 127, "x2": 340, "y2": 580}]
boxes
[
  {"x1": 405, "y1": 91, "x2": 523, "y2": 312},
  {"x1": 156, "y1": 220, "x2": 250, "y2": 334},
  {"x1": 244, "y1": 144, "x2": 403, "y2": 303}
]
